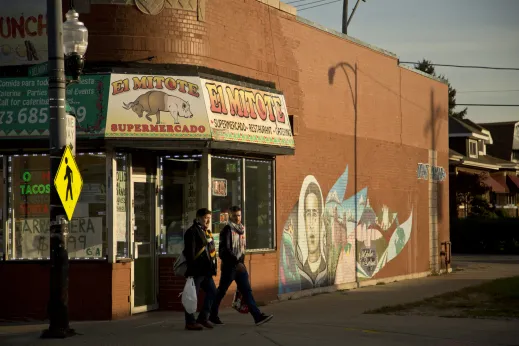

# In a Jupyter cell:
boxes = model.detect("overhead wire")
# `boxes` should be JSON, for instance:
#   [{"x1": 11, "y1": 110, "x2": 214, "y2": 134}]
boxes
[{"x1": 296, "y1": 0, "x2": 342, "y2": 11}]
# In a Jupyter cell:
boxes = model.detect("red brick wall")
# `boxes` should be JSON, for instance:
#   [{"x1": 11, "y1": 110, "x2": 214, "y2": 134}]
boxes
[
  {"x1": 0, "y1": 261, "x2": 129, "y2": 321},
  {"x1": 71, "y1": 0, "x2": 448, "y2": 302}
]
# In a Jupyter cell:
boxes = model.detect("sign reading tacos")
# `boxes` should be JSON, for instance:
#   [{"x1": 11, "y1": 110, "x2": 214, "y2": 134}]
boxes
[
  {"x1": 201, "y1": 78, "x2": 294, "y2": 148},
  {"x1": 105, "y1": 74, "x2": 211, "y2": 139}
]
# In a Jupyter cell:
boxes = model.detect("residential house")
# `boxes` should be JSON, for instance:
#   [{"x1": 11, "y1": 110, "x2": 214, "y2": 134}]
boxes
[{"x1": 449, "y1": 117, "x2": 519, "y2": 217}]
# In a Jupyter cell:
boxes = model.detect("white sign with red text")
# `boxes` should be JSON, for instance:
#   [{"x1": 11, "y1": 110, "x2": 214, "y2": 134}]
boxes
[
  {"x1": 106, "y1": 74, "x2": 211, "y2": 139},
  {"x1": 0, "y1": 0, "x2": 48, "y2": 66},
  {"x1": 200, "y1": 78, "x2": 295, "y2": 148}
]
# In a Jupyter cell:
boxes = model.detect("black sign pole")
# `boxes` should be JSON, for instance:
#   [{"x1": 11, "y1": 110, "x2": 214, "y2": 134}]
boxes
[{"x1": 41, "y1": 0, "x2": 74, "y2": 339}]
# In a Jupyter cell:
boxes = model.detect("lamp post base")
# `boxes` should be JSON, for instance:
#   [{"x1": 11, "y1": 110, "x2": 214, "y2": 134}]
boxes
[{"x1": 40, "y1": 327, "x2": 77, "y2": 339}]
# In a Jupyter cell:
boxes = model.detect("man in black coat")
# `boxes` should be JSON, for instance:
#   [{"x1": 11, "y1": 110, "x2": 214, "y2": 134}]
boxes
[
  {"x1": 209, "y1": 206, "x2": 273, "y2": 326},
  {"x1": 183, "y1": 208, "x2": 217, "y2": 331}
]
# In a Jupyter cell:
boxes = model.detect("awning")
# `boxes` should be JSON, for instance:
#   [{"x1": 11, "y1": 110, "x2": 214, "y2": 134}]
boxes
[
  {"x1": 507, "y1": 174, "x2": 519, "y2": 191},
  {"x1": 482, "y1": 175, "x2": 508, "y2": 193}
]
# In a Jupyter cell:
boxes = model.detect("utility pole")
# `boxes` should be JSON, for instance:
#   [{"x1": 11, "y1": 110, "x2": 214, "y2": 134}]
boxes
[
  {"x1": 342, "y1": 0, "x2": 348, "y2": 34},
  {"x1": 41, "y1": 0, "x2": 73, "y2": 338}
]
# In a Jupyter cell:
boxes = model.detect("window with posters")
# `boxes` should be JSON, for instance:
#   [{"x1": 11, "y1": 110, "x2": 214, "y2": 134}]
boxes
[
  {"x1": 7, "y1": 153, "x2": 107, "y2": 260},
  {"x1": 0, "y1": 156, "x2": 4, "y2": 260},
  {"x1": 211, "y1": 156, "x2": 242, "y2": 251},
  {"x1": 210, "y1": 156, "x2": 275, "y2": 252},
  {"x1": 159, "y1": 154, "x2": 202, "y2": 256},
  {"x1": 116, "y1": 153, "x2": 130, "y2": 259}
]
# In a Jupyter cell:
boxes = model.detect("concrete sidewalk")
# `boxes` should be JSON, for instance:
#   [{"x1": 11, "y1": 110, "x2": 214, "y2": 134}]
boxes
[{"x1": 2, "y1": 255, "x2": 519, "y2": 346}]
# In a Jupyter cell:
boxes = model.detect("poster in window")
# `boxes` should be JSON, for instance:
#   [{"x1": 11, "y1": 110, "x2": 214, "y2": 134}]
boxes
[
  {"x1": 219, "y1": 212, "x2": 229, "y2": 223},
  {"x1": 212, "y1": 178, "x2": 227, "y2": 197}
]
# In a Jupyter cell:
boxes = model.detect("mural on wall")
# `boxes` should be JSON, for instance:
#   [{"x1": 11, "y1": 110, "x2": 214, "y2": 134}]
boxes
[{"x1": 279, "y1": 166, "x2": 414, "y2": 294}]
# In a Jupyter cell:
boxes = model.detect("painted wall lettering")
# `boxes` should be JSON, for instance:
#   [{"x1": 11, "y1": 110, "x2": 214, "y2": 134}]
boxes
[{"x1": 417, "y1": 163, "x2": 446, "y2": 182}]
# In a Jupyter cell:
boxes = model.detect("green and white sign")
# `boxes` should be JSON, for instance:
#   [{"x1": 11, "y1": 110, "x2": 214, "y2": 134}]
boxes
[{"x1": 0, "y1": 74, "x2": 111, "y2": 138}]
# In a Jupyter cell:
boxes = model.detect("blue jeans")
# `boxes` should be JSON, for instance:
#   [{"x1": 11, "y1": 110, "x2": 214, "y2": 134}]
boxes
[
  {"x1": 211, "y1": 264, "x2": 262, "y2": 322},
  {"x1": 184, "y1": 275, "x2": 216, "y2": 324}
]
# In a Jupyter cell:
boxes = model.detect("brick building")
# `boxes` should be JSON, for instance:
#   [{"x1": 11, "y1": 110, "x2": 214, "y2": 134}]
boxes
[{"x1": 0, "y1": 0, "x2": 450, "y2": 321}]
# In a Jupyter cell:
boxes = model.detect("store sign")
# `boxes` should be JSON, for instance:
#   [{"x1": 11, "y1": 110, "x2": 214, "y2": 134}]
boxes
[
  {"x1": 105, "y1": 74, "x2": 211, "y2": 139},
  {"x1": 1, "y1": 73, "x2": 295, "y2": 148},
  {"x1": 0, "y1": 1, "x2": 48, "y2": 66},
  {"x1": 200, "y1": 78, "x2": 295, "y2": 148},
  {"x1": 0, "y1": 74, "x2": 111, "y2": 138}
]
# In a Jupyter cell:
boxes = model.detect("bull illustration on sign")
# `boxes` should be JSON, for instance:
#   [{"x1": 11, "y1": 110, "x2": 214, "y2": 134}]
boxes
[{"x1": 122, "y1": 91, "x2": 194, "y2": 124}]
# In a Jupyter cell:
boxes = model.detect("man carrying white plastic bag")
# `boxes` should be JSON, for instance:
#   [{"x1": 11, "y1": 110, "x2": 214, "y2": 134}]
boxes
[{"x1": 181, "y1": 208, "x2": 217, "y2": 331}]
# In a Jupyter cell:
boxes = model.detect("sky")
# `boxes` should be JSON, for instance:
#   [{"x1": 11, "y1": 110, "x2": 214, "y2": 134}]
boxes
[{"x1": 295, "y1": 0, "x2": 519, "y2": 124}]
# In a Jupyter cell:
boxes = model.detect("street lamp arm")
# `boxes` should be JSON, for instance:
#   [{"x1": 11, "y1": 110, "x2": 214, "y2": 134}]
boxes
[{"x1": 347, "y1": 0, "x2": 366, "y2": 27}]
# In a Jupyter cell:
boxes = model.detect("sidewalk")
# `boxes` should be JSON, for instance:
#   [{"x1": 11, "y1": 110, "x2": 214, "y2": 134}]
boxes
[{"x1": 2, "y1": 255, "x2": 519, "y2": 346}]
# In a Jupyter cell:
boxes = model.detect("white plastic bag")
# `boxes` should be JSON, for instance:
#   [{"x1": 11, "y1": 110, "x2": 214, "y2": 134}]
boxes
[{"x1": 181, "y1": 277, "x2": 197, "y2": 314}]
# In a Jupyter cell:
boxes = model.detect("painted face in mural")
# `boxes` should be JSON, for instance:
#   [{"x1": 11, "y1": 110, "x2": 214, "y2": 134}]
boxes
[{"x1": 305, "y1": 192, "x2": 320, "y2": 258}]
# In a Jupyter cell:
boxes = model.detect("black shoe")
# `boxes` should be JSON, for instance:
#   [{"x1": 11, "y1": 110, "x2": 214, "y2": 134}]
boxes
[
  {"x1": 185, "y1": 323, "x2": 204, "y2": 331},
  {"x1": 209, "y1": 315, "x2": 225, "y2": 325},
  {"x1": 197, "y1": 320, "x2": 214, "y2": 329},
  {"x1": 255, "y1": 314, "x2": 273, "y2": 326}
]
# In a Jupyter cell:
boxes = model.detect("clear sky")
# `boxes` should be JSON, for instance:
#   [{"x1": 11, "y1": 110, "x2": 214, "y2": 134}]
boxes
[{"x1": 295, "y1": 0, "x2": 519, "y2": 124}]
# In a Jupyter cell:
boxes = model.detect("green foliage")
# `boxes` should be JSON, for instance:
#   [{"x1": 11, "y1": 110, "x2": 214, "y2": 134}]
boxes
[{"x1": 414, "y1": 59, "x2": 467, "y2": 119}]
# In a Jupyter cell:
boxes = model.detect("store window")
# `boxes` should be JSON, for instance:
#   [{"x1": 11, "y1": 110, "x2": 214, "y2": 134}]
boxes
[
  {"x1": 7, "y1": 153, "x2": 107, "y2": 260},
  {"x1": 160, "y1": 154, "x2": 202, "y2": 256},
  {"x1": 211, "y1": 156, "x2": 242, "y2": 249},
  {"x1": 211, "y1": 156, "x2": 274, "y2": 252},
  {"x1": 244, "y1": 159, "x2": 274, "y2": 250},
  {"x1": 0, "y1": 156, "x2": 4, "y2": 260},
  {"x1": 116, "y1": 154, "x2": 130, "y2": 258}
]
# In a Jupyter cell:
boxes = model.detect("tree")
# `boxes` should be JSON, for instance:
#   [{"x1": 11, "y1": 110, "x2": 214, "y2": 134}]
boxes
[
  {"x1": 414, "y1": 59, "x2": 468, "y2": 119},
  {"x1": 455, "y1": 171, "x2": 492, "y2": 216}
]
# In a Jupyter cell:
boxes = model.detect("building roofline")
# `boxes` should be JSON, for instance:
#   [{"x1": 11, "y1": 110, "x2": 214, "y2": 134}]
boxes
[
  {"x1": 295, "y1": 16, "x2": 398, "y2": 60},
  {"x1": 398, "y1": 64, "x2": 448, "y2": 85}
]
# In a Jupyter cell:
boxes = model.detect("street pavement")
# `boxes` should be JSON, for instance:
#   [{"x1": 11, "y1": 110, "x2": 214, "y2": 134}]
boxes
[{"x1": 2, "y1": 255, "x2": 519, "y2": 346}]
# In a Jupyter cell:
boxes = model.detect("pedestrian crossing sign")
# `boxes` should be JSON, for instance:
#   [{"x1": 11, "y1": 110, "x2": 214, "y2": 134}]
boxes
[{"x1": 54, "y1": 145, "x2": 83, "y2": 221}]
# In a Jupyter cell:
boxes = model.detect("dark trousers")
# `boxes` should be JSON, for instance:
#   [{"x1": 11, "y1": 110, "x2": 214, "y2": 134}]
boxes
[
  {"x1": 184, "y1": 275, "x2": 216, "y2": 324},
  {"x1": 211, "y1": 264, "x2": 262, "y2": 321}
]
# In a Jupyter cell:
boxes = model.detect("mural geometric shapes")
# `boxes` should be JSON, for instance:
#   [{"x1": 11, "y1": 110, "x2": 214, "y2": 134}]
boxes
[
  {"x1": 164, "y1": 0, "x2": 196, "y2": 10},
  {"x1": 386, "y1": 209, "x2": 413, "y2": 262},
  {"x1": 358, "y1": 245, "x2": 378, "y2": 278},
  {"x1": 135, "y1": 0, "x2": 165, "y2": 15},
  {"x1": 326, "y1": 166, "x2": 348, "y2": 206}
]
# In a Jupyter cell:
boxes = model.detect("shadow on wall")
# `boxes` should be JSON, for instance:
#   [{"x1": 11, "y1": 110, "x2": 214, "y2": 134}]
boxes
[{"x1": 424, "y1": 89, "x2": 445, "y2": 223}]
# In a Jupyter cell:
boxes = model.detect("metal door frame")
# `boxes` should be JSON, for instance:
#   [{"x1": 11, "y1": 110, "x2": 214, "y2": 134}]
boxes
[{"x1": 130, "y1": 172, "x2": 159, "y2": 314}]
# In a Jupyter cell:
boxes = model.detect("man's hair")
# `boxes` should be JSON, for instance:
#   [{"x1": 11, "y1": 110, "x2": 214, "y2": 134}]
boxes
[
  {"x1": 196, "y1": 208, "x2": 212, "y2": 218},
  {"x1": 230, "y1": 205, "x2": 241, "y2": 213},
  {"x1": 304, "y1": 182, "x2": 322, "y2": 212}
]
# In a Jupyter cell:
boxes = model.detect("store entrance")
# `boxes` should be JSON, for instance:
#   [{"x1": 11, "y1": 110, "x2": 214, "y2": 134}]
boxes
[{"x1": 131, "y1": 173, "x2": 158, "y2": 313}]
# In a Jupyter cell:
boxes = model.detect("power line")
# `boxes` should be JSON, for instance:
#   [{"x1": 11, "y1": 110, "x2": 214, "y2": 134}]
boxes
[
  {"x1": 286, "y1": 0, "x2": 314, "y2": 4},
  {"x1": 294, "y1": 0, "x2": 333, "y2": 8},
  {"x1": 400, "y1": 62, "x2": 519, "y2": 71},
  {"x1": 457, "y1": 89, "x2": 519, "y2": 94},
  {"x1": 452, "y1": 104, "x2": 519, "y2": 107},
  {"x1": 297, "y1": 0, "x2": 341, "y2": 11}
]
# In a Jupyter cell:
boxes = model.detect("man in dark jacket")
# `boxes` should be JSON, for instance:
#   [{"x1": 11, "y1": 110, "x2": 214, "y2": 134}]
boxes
[
  {"x1": 183, "y1": 208, "x2": 217, "y2": 331},
  {"x1": 209, "y1": 206, "x2": 273, "y2": 326}
]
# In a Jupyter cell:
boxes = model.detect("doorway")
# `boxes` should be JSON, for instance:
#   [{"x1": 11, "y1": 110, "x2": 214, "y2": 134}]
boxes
[{"x1": 131, "y1": 173, "x2": 158, "y2": 313}]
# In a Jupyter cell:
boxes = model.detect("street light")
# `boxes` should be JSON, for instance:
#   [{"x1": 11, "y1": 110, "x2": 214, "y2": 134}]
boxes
[
  {"x1": 63, "y1": 8, "x2": 88, "y2": 82},
  {"x1": 41, "y1": 1, "x2": 87, "y2": 339}
]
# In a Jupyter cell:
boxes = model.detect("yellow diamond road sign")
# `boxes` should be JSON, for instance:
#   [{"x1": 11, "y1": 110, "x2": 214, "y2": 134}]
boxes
[{"x1": 54, "y1": 146, "x2": 83, "y2": 220}]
